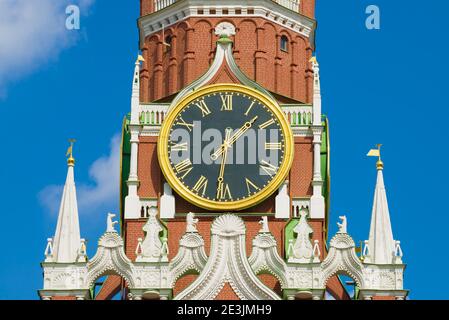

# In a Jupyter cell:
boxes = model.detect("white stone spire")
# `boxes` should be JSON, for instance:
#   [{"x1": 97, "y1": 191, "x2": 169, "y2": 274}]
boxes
[
  {"x1": 366, "y1": 152, "x2": 397, "y2": 264},
  {"x1": 125, "y1": 55, "x2": 144, "y2": 219},
  {"x1": 130, "y1": 55, "x2": 144, "y2": 125},
  {"x1": 309, "y1": 56, "x2": 325, "y2": 219},
  {"x1": 51, "y1": 142, "x2": 81, "y2": 263},
  {"x1": 310, "y1": 56, "x2": 321, "y2": 126}
]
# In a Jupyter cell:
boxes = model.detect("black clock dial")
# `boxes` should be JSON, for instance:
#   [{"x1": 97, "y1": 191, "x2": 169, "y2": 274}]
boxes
[{"x1": 167, "y1": 91, "x2": 285, "y2": 203}]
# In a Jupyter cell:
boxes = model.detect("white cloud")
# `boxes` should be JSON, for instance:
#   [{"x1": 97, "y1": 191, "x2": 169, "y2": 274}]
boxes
[
  {"x1": 0, "y1": 0, "x2": 94, "y2": 97},
  {"x1": 39, "y1": 134, "x2": 121, "y2": 216}
]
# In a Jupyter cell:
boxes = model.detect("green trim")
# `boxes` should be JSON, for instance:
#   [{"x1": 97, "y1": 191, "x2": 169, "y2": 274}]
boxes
[
  {"x1": 284, "y1": 218, "x2": 300, "y2": 259},
  {"x1": 119, "y1": 115, "x2": 131, "y2": 235}
]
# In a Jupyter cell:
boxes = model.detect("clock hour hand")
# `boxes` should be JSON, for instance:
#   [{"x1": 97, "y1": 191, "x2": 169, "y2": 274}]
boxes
[
  {"x1": 216, "y1": 128, "x2": 232, "y2": 198},
  {"x1": 211, "y1": 116, "x2": 258, "y2": 161}
]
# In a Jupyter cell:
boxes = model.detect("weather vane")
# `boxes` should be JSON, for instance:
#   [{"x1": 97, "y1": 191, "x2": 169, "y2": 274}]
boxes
[
  {"x1": 66, "y1": 139, "x2": 76, "y2": 164},
  {"x1": 367, "y1": 144, "x2": 383, "y2": 169}
]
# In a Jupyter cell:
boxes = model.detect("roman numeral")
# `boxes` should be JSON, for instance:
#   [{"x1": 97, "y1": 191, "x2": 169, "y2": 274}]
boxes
[
  {"x1": 176, "y1": 116, "x2": 195, "y2": 132},
  {"x1": 260, "y1": 160, "x2": 278, "y2": 177},
  {"x1": 192, "y1": 176, "x2": 208, "y2": 196},
  {"x1": 265, "y1": 142, "x2": 282, "y2": 150},
  {"x1": 259, "y1": 118, "x2": 275, "y2": 129},
  {"x1": 220, "y1": 94, "x2": 233, "y2": 111},
  {"x1": 216, "y1": 182, "x2": 232, "y2": 200},
  {"x1": 171, "y1": 142, "x2": 188, "y2": 151},
  {"x1": 194, "y1": 99, "x2": 211, "y2": 117},
  {"x1": 174, "y1": 158, "x2": 193, "y2": 179},
  {"x1": 244, "y1": 101, "x2": 255, "y2": 116},
  {"x1": 245, "y1": 178, "x2": 260, "y2": 195}
]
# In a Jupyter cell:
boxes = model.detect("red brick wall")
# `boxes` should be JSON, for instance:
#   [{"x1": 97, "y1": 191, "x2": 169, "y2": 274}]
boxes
[
  {"x1": 216, "y1": 283, "x2": 240, "y2": 300},
  {"x1": 140, "y1": 17, "x2": 314, "y2": 104},
  {"x1": 290, "y1": 137, "x2": 314, "y2": 197}
]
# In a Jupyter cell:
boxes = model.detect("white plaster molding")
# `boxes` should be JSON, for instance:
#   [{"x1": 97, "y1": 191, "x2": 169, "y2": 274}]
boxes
[
  {"x1": 87, "y1": 232, "x2": 135, "y2": 288},
  {"x1": 160, "y1": 183, "x2": 176, "y2": 219},
  {"x1": 248, "y1": 232, "x2": 287, "y2": 287},
  {"x1": 169, "y1": 232, "x2": 208, "y2": 286},
  {"x1": 275, "y1": 181, "x2": 290, "y2": 219},
  {"x1": 175, "y1": 214, "x2": 281, "y2": 300},
  {"x1": 319, "y1": 233, "x2": 364, "y2": 288},
  {"x1": 41, "y1": 263, "x2": 88, "y2": 291}
]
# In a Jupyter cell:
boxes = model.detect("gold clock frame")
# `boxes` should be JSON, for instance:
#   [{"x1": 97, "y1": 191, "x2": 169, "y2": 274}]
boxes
[{"x1": 157, "y1": 84, "x2": 294, "y2": 211}]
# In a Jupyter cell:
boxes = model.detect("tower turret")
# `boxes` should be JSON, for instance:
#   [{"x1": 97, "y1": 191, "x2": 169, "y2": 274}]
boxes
[{"x1": 51, "y1": 140, "x2": 81, "y2": 263}]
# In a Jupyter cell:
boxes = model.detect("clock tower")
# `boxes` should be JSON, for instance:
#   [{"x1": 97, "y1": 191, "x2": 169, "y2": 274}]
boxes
[{"x1": 39, "y1": 0, "x2": 408, "y2": 301}]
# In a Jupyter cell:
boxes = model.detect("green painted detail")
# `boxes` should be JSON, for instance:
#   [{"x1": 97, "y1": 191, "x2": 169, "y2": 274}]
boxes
[
  {"x1": 320, "y1": 116, "x2": 331, "y2": 242},
  {"x1": 284, "y1": 218, "x2": 300, "y2": 259},
  {"x1": 119, "y1": 115, "x2": 131, "y2": 233}
]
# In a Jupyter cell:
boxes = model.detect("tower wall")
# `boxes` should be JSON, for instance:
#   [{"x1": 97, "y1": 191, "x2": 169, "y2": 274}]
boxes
[{"x1": 139, "y1": 16, "x2": 315, "y2": 103}]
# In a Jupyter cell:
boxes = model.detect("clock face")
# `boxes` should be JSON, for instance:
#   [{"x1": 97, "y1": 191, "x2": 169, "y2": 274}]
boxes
[{"x1": 158, "y1": 84, "x2": 293, "y2": 211}]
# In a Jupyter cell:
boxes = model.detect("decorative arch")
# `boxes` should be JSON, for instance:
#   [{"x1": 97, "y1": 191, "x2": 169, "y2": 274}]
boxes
[
  {"x1": 87, "y1": 232, "x2": 135, "y2": 288},
  {"x1": 169, "y1": 232, "x2": 208, "y2": 287},
  {"x1": 175, "y1": 215, "x2": 281, "y2": 300},
  {"x1": 319, "y1": 233, "x2": 364, "y2": 288}
]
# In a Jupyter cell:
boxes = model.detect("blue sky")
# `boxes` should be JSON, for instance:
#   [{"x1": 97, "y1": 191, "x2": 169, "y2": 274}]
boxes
[{"x1": 0, "y1": 0, "x2": 447, "y2": 300}]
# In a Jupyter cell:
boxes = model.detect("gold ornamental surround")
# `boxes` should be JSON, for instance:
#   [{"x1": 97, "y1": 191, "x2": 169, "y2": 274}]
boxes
[{"x1": 157, "y1": 84, "x2": 294, "y2": 211}]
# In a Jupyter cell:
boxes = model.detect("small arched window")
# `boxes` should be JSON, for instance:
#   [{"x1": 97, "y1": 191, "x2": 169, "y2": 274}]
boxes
[{"x1": 280, "y1": 35, "x2": 289, "y2": 52}]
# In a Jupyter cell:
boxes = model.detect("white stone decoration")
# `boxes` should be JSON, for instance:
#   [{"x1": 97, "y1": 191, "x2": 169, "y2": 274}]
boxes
[
  {"x1": 87, "y1": 231, "x2": 135, "y2": 288},
  {"x1": 288, "y1": 208, "x2": 314, "y2": 263},
  {"x1": 160, "y1": 183, "x2": 176, "y2": 219},
  {"x1": 319, "y1": 232, "x2": 364, "y2": 288},
  {"x1": 275, "y1": 181, "x2": 290, "y2": 219},
  {"x1": 169, "y1": 217, "x2": 208, "y2": 286},
  {"x1": 215, "y1": 22, "x2": 236, "y2": 37},
  {"x1": 337, "y1": 215, "x2": 347, "y2": 234},
  {"x1": 175, "y1": 215, "x2": 281, "y2": 300},
  {"x1": 136, "y1": 207, "x2": 164, "y2": 262},
  {"x1": 186, "y1": 212, "x2": 199, "y2": 233},
  {"x1": 106, "y1": 213, "x2": 118, "y2": 233},
  {"x1": 249, "y1": 230, "x2": 287, "y2": 288}
]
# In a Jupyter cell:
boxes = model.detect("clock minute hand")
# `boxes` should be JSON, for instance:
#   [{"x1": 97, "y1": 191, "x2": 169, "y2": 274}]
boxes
[{"x1": 211, "y1": 116, "x2": 258, "y2": 160}]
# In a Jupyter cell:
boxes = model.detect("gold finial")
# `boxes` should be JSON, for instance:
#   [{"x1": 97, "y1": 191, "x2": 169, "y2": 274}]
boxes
[
  {"x1": 136, "y1": 54, "x2": 145, "y2": 64},
  {"x1": 66, "y1": 139, "x2": 76, "y2": 166},
  {"x1": 309, "y1": 56, "x2": 318, "y2": 66},
  {"x1": 367, "y1": 144, "x2": 383, "y2": 170}
]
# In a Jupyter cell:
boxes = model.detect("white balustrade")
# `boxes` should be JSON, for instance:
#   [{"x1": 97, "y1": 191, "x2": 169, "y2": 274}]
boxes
[
  {"x1": 283, "y1": 106, "x2": 313, "y2": 126},
  {"x1": 274, "y1": 0, "x2": 300, "y2": 12},
  {"x1": 139, "y1": 104, "x2": 312, "y2": 127},
  {"x1": 154, "y1": 0, "x2": 176, "y2": 11}
]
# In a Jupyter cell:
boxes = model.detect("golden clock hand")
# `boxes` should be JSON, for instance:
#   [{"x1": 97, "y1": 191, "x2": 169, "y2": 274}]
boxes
[
  {"x1": 217, "y1": 128, "x2": 232, "y2": 199},
  {"x1": 211, "y1": 116, "x2": 258, "y2": 160}
]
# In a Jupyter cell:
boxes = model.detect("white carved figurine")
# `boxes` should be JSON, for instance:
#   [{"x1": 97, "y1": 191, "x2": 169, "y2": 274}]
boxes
[
  {"x1": 290, "y1": 208, "x2": 313, "y2": 262},
  {"x1": 259, "y1": 216, "x2": 270, "y2": 233},
  {"x1": 107, "y1": 213, "x2": 118, "y2": 232},
  {"x1": 141, "y1": 207, "x2": 163, "y2": 259},
  {"x1": 337, "y1": 215, "x2": 347, "y2": 234},
  {"x1": 186, "y1": 212, "x2": 199, "y2": 233}
]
